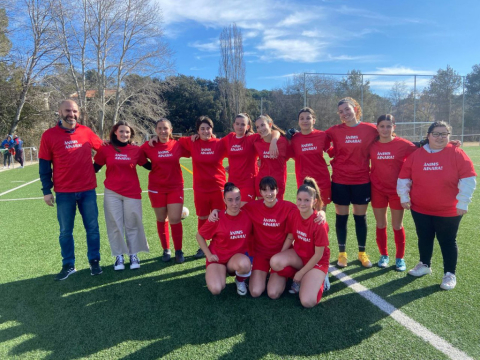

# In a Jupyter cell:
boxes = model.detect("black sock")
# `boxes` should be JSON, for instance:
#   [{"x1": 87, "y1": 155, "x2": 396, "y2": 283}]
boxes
[
  {"x1": 336, "y1": 214, "x2": 349, "y2": 252},
  {"x1": 354, "y1": 214, "x2": 367, "y2": 251}
]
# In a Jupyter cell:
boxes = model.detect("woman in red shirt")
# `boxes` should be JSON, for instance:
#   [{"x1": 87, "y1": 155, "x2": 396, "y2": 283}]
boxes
[
  {"x1": 196, "y1": 182, "x2": 253, "y2": 296},
  {"x1": 370, "y1": 115, "x2": 417, "y2": 271},
  {"x1": 398, "y1": 121, "x2": 476, "y2": 290},
  {"x1": 326, "y1": 97, "x2": 377, "y2": 268},
  {"x1": 289, "y1": 107, "x2": 332, "y2": 208},
  {"x1": 254, "y1": 115, "x2": 289, "y2": 200},
  {"x1": 94, "y1": 121, "x2": 150, "y2": 270},
  {"x1": 222, "y1": 113, "x2": 279, "y2": 205},
  {"x1": 179, "y1": 116, "x2": 227, "y2": 258},
  {"x1": 141, "y1": 119, "x2": 190, "y2": 264},
  {"x1": 270, "y1": 177, "x2": 330, "y2": 307}
]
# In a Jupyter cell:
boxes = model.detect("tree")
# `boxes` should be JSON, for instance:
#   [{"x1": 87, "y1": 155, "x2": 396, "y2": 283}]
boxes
[
  {"x1": 427, "y1": 65, "x2": 462, "y2": 125},
  {"x1": 0, "y1": 7, "x2": 11, "y2": 57},
  {"x1": 218, "y1": 23, "x2": 246, "y2": 128},
  {"x1": 465, "y1": 64, "x2": 480, "y2": 132}
]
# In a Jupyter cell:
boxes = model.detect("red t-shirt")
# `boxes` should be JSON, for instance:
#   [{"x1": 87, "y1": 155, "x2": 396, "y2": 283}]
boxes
[
  {"x1": 286, "y1": 209, "x2": 330, "y2": 266},
  {"x1": 94, "y1": 144, "x2": 147, "y2": 199},
  {"x1": 39, "y1": 123, "x2": 102, "y2": 193},
  {"x1": 242, "y1": 199, "x2": 297, "y2": 257},
  {"x1": 140, "y1": 139, "x2": 190, "y2": 192},
  {"x1": 398, "y1": 145, "x2": 476, "y2": 216},
  {"x1": 178, "y1": 137, "x2": 227, "y2": 193},
  {"x1": 222, "y1": 132, "x2": 260, "y2": 188},
  {"x1": 326, "y1": 122, "x2": 378, "y2": 185},
  {"x1": 370, "y1": 137, "x2": 417, "y2": 195},
  {"x1": 254, "y1": 136, "x2": 289, "y2": 192},
  {"x1": 290, "y1": 130, "x2": 331, "y2": 189},
  {"x1": 199, "y1": 210, "x2": 252, "y2": 261}
]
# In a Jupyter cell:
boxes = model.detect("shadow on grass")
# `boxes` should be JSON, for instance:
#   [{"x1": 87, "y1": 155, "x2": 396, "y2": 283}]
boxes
[{"x1": 0, "y1": 258, "x2": 441, "y2": 359}]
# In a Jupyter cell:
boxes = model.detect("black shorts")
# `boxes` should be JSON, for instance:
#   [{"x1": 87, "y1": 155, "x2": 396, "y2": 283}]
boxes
[{"x1": 331, "y1": 182, "x2": 371, "y2": 206}]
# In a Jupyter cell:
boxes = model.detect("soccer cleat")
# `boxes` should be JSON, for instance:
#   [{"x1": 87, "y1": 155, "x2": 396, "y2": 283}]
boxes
[
  {"x1": 324, "y1": 273, "x2": 330, "y2": 292},
  {"x1": 378, "y1": 255, "x2": 390, "y2": 268},
  {"x1": 175, "y1": 250, "x2": 185, "y2": 264},
  {"x1": 358, "y1": 252, "x2": 372, "y2": 268},
  {"x1": 235, "y1": 279, "x2": 248, "y2": 296},
  {"x1": 89, "y1": 260, "x2": 103, "y2": 276},
  {"x1": 54, "y1": 265, "x2": 76, "y2": 281},
  {"x1": 395, "y1": 258, "x2": 406, "y2": 272},
  {"x1": 440, "y1": 272, "x2": 457, "y2": 290},
  {"x1": 194, "y1": 248, "x2": 205, "y2": 259},
  {"x1": 408, "y1": 262, "x2": 432, "y2": 277},
  {"x1": 114, "y1": 255, "x2": 125, "y2": 271},
  {"x1": 130, "y1": 254, "x2": 140, "y2": 270},
  {"x1": 288, "y1": 281, "x2": 300, "y2": 294},
  {"x1": 337, "y1": 252, "x2": 348, "y2": 267},
  {"x1": 162, "y1": 249, "x2": 171, "y2": 262}
]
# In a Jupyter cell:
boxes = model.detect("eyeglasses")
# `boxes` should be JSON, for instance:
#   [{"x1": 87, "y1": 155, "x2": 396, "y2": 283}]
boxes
[{"x1": 430, "y1": 132, "x2": 450, "y2": 138}]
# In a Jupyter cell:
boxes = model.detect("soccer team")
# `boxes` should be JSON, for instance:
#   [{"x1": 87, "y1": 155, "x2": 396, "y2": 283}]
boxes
[{"x1": 39, "y1": 98, "x2": 476, "y2": 308}]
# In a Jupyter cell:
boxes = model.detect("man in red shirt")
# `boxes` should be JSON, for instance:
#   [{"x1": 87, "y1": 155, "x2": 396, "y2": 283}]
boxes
[{"x1": 39, "y1": 100, "x2": 103, "y2": 280}]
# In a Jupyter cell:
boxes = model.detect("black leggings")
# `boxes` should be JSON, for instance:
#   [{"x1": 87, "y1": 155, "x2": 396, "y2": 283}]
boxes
[{"x1": 411, "y1": 210, "x2": 462, "y2": 274}]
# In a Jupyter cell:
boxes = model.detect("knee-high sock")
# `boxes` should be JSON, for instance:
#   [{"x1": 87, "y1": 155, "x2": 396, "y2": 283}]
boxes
[
  {"x1": 394, "y1": 227, "x2": 406, "y2": 259},
  {"x1": 170, "y1": 222, "x2": 183, "y2": 251},
  {"x1": 336, "y1": 214, "x2": 349, "y2": 252},
  {"x1": 353, "y1": 214, "x2": 367, "y2": 251},
  {"x1": 156, "y1": 221, "x2": 170, "y2": 249},
  {"x1": 376, "y1": 227, "x2": 388, "y2": 256}
]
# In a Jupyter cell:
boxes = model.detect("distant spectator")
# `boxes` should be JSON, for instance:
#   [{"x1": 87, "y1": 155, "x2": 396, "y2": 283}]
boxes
[
  {"x1": 13, "y1": 135, "x2": 24, "y2": 168},
  {"x1": 1, "y1": 134, "x2": 14, "y2": 169}
]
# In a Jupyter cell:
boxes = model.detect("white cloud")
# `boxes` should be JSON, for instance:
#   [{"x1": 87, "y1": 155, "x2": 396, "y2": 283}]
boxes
[
  {"x1": 277, "y1": 11, "x2": 323, "y2": 27},
  {"x1": 257, "y1": 38, "x2": 328, "y2": 63},
  {"x1": 258, "y1": 73, "x2": 298, "y2": 79},
  {"x1": 188, "y1": 40, "x2": 219, "y2": 52},
  {"x1": 370, "y1": 66, "x2": 435, "y2": 76}
]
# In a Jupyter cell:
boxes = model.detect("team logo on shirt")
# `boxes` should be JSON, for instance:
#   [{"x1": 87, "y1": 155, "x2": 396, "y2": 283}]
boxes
[
  {"x1": 64, "y1": 140, "x2": 82, "y2": 149},
  {"x1": 296, "y1": 230, "x2": 311, "y2": 242},
  {"x1": 301, "y1": 143, "x2": 317, "y2": 151},
  {"x1": 263, "y1": 218, "x2": 279, "y2": 227},
  {"x1": 231, "y1": 145, "x2": 243, "y2": 152},
  {"x1": 201, "y1": 148, "x2": 214, "y2": 155},
  {"x1": 423, "y1": 162, "x2": 443, "y2": 171},
  {"x1": 376, "y1": 151, "x2": 394, "y2": 159},
  {"x1": 115, "y1": 153, "x2": 131, "y2": 161},
  {"x1": 345, "y1": 135, "x2": 361, "y2": 143},
  {"x1": 230, "y1": 230, "x2": 246, "y2": 239},
  {"x1": 157, "y1": 150, "x2": 173, "y2": 158},
  {"x1": 262, "y1": 150, "x2": 271, "y2": 159}
]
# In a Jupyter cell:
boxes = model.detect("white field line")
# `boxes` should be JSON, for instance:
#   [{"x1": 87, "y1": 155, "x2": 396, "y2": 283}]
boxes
[
  {"x1": 0, "y1": 178, "x2": 40, "y2": 197},
  {"x1": 0, "y1": 188, "x2": 194, "y2": 201},
  {"x1": 329, "y1": 266, "x2": 474, "y2": 360}
]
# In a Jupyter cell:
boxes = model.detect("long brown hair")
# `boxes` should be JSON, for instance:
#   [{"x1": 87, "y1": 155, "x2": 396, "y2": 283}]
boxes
[
  {"x1": 376, "y1": 114, "x2": 396, "y2": 140},
  {"x1": 235, "y1": 113, "x2": 254, "y2": 135},
  {"x1": 297, "y1": 176, "x2": 322, "y2": 211},
  {"x1": 155, "y1": 118, "x2": 174, "y2": 140},
  {"x1": 338, "y1": 97, "x2": 362, "y2": 120},
  {"x1": 110, "y1": 120, "x2": 135, "y2": 152},
  {"x1": 256, "y1": 115, "x2": 286, "y2": 136}
]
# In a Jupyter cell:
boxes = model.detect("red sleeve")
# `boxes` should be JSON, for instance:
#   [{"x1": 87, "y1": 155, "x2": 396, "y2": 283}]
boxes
[
  {"x1": 199, "y1": 218, "x2": 220, "y2": 241},
  {"x1": 39, "y1": 133, "x2": 52, "y2": 161},
  {"x1": 323, "y1": 135, "x2": 331, "y2": 152},
  {"x1": 181, "y1": 146, "x2": 191, "y2": 158},
  {"x1": 217, "y1": 138, "x2": 227, "y2": 158},
  {"x1": 178, "y1": 136, "x2": 192, "y2": 152},
  {"x1": 137, "y1": 147, "x2": 147, "y2": 166},
  {"x1": 286, "y1": 140, "x2": 294, "y2": 160},
  {"x1": 456, "y1": 149, "x2": 477, "y2": 179},
  {"x1": 285, "y1": 215, "x2": 294, "y2": 234},
  {"x1": 398, "y1": 152, "x2": 414, "y2": 179},
  {"x1": 314, "y1": 222, "x2": 329, "y2": 247},
  {"x1": 93, "y1": 146, "x2": 107, "y2": 166},
  {"x1": 89, "y1": 129, "x2": 103, "y2": 151}
]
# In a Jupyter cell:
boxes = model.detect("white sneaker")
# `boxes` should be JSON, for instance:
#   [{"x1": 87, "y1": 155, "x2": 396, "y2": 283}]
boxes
[
  {"x1": 130, "y1": 254, "x2": 140, "y2": 270},
  {"x1": 440, "y1": 272, "x2": 456, "y2": 290},
  {"x1": 114, "y1": 255, "x2": 125, "y2": 270},
  {"x1": 408, "y1": 262, "x2": 432, "y2": 277},
  {"x1": 235, "y1": 278, "x2": 247, "y2": 296}
]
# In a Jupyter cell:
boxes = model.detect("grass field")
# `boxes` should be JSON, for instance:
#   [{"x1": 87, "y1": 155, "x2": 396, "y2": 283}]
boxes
[{"x1": 1, "y1": 148, "x2": 480, "y2": 359}]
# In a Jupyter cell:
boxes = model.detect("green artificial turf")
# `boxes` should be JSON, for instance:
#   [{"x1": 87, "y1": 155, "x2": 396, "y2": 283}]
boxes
[{"x1": 0, "y1": 148, "x2": 479, "y2": 359}]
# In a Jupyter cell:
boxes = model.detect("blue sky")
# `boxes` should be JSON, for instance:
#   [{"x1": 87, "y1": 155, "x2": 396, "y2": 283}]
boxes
[{"x1": 157, "y1": 0, "x2": 480, "y2": 93}]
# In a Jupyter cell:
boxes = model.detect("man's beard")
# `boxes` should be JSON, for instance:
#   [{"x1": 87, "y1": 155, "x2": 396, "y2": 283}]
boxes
[{"x1": 62, "y1": 114, "x2": 77, "y2": 125}]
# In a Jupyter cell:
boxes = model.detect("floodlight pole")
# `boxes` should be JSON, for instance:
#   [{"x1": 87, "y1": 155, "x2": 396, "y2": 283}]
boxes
[
  {"x1": 413, "y1": 75, "x2": 417, "y2": 141},
  {"x1": 303, "y1": 73, "x2": 307, "y2": 107},
  {"x1": 361, "y1": 74, "x2": 364, "y2": 121},
  {"x1": 462, "y1": 76, "x2": 465, "y2": 146}
]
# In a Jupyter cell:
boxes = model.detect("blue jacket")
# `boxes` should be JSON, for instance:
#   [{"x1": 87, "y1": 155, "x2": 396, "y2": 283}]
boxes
[
  {"x1": 14, "y1": 137, "x2": 23, "y2": 151},
  {"x1": 1, "y1": 139, "x2": 14, "y2": 150}
]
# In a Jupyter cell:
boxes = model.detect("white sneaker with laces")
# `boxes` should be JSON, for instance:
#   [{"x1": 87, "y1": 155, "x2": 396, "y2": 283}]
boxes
[
  {"x1": 235, "y1": 279, "x2": 247, "y2": 296},
  {"x1": 114, "y1": 255, "x2": 125, "y2": 270},
  {"x1": 440, "y1": 272, "x2": 456, "y2": 290},
  {"x1": 408, "y1": 262, "x2": 432, "y2": 277},
  {"x1": 130, "y1": 254, "x2": 140, "y2": 270}
]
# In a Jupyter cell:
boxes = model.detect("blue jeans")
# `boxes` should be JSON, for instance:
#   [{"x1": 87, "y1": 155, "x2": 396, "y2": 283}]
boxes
[{"x1": 56, "y1": 190, "x2": 101, "y2": 266}]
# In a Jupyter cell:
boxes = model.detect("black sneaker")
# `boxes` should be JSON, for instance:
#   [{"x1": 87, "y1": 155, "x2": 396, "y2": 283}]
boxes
[
  {"x1": 162, "y1": 249, "x2": 171, "y2": 262},
  {"x1": 175, "y1": 250, "x2": 185, "y2": 264},
  {"x1": 89, "y1": 260, "x2": 103, "y2": 276},
  {"x1": 54, "y1": 265, "x2": 76, "y2": 281},
  {"x1": 194, "y1": 248, "x2": 205, "y2": 259}
]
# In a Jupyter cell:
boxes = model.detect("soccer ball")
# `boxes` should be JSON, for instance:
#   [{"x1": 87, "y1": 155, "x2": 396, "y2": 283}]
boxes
[{"x1": 181, "y1": 207, "x2": 189, "y2": 219}]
